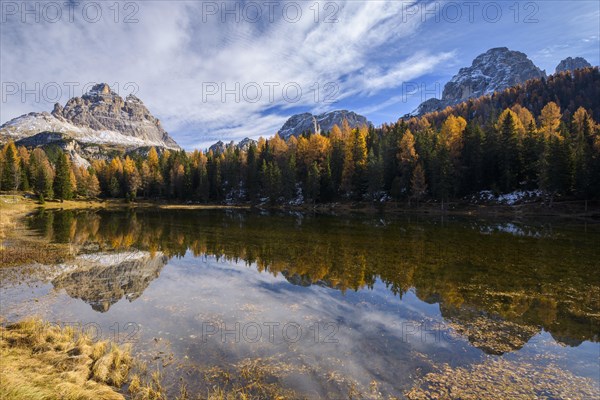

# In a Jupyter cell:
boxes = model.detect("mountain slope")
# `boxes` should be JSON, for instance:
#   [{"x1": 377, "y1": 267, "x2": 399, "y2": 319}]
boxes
[
  {"x1": 0, "y1": 83, "x2": 180, "y2": 150},
  {"x1": 404, "y1": 67, "x2": 600, "y2": 127}
]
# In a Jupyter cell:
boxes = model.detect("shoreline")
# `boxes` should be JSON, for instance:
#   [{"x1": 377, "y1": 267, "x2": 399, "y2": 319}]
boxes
[{"x1": 2, "y1": 193, "x2": 599, "y2": 219}]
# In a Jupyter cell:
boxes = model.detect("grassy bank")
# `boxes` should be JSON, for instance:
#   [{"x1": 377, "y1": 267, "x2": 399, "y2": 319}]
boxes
[
  {"x1": 0, "y1": 318, "x2": 132, "y2": 400},
  {"x1": 0, "y1": 317, "x2": 301, "y2": 400},
  {"x1": 4, "y1": 192, "x2": 598, "y2": 216}
]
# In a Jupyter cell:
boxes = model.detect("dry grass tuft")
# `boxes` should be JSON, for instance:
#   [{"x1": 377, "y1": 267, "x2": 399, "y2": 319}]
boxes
[
  {"x1": 0, "y1": 318, "x2": 133, "y2": 400},
  {"x1": 126, "y1": 367, "x2": 167, "y2": 400}
]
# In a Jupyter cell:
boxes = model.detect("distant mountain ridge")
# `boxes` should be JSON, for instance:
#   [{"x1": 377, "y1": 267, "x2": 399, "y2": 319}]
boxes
[
  {"x1": 555, "y1": 57, "x2": 592, "y2": 74},
  {"x1": 414, "y1": 47, "x2": 547, "y2": 115},
  {"x1": 404, "y1": 66, "x2": 599, "y2": 128},
  {"x1": 208, "y1": 137, "x2": 257, "y2": 154},
  {"x1": 278, "y1": 110, "x2": 369, "y2": 139},
  {"x1": 3, "y1": 50, "x2": 594, "y2": 154},
  {"x1": 206, "y1": 110, "x2": 370, "y2": 153},
  {"x1": 412, "y1": 49, "x2": 594, "y2": 116},
  {"x1": 0, "y1": 83, "x2": 180, "y2": 150}
]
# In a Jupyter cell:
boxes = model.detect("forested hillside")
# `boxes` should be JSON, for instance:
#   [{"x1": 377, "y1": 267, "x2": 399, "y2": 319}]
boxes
[{"x1": 1, "y1": 68, "x2": 599, "y2": 205}]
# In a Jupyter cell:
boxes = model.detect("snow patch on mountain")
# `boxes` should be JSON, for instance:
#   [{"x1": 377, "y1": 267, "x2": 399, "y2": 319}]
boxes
[
  {"x1": 412, "y1": 47, "x2": 546, "y2": 115},
  {"x1": 0, "y1": 83, "x2": 180, "y2": 150}
]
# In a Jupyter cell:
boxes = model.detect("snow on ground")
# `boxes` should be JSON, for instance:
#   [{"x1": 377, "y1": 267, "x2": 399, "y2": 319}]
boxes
[{"x1": 470, "y1": 190, "x2": 542, "y2": 205}]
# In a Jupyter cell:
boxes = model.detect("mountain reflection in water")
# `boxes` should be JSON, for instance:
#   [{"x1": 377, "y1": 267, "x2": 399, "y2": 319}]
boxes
[
  {"x1": 51, "y1": 251, "x2": 168, "y2": 312},
  {"x1": 22, "y1": 208, "x2": 598, "y2": 355}
]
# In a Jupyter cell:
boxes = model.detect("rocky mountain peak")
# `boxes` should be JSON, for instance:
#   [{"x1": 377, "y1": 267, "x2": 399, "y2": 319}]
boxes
[
  {"x1": 52, "y1": 102, "x2": 63, "y2": 115},
  {"x1": 555, "y1": 57, "x2": 592, "y2": 74},
  {"x1": 207, "y1": 137, "x2": 259, "y2": 154},
  {"x1": 52, "y1": 251, "x2": 168, "y2": 313},
  {"x1": 126, "y1": 94, "x2": 143, "y2": 104},
  {"x1": 278, "y1": 110, "x2": 370, "y2": 139},
  {"x1": 208, "y1": 140, "x2": 228, "y2": 154},
  {"x1": 443, "y1": 47, "x2": 545, "y2": 102},
  {"x1": 238, "y1": 137, "x2": 257, "y2": 151},
  {"x1": 2, "y1": 82, "x2": 180, "y2": 151},
  {"x1": 413, "y1": 47, "x2": 546, "y2": 115},
  {"x1": 83, "y1": 83, "x2": 116, "y2": 99}
]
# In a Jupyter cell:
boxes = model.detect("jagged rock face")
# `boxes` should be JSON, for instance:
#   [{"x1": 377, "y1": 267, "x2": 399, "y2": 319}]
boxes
[
  {"x1": 1, "y1": 83, "x2": 180, "y2": 150},
  {"x1": 208, "y1": 137, "x2": 257, "y2": 154},
  {"x1": 208, "y1": 140, "x2": 231, "y2": 154},
  {"x1": 555, "y1": 57, "x2": 592, "y2": 74},
  {"x1": 237, "y1": 137, "x2": 257, "y2": 151},
  {"x1": 443, "y1": 48, "x2": 545, "y2": 101},
  {"x1": 413, "y1": 48, "x2": 546, "y2": 115},
  {"x1": 278, "y1": 112, "x2": 312, "y2": 139},
  {"x1": 16, "y1": 132, "x2": 90, "y2": 168},
  {"x1": 278, "y1": 110, "x2": 369, "y2": 139},
  {"x1": 414, "y1": 98, "x2": 444, "y2": 115}
]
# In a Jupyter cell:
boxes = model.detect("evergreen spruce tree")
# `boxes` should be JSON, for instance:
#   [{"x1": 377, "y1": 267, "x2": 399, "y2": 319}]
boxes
[
  {"x1": 281, "y1": 153, "x2": 297, "y2": 201},
  {"x1": 306, "y1": 161, "x2": 321, "y2": 203},
  {"x1": 367, "y1": 148, "x2": 384, "y2": 199},
  {"x1": 320, "y1": 158, "x2": 335, "y2": 202},
  {"x1": 521, "y1": 121, "x2": 542, "y2": 190},
  {"x1": 1, "y1": 141, "x2": 21, "y2": 191},
  {"x1": 461, "y1": 124, "x2": 484, "y2": 194},
  {"x1": 497, "y1": 109, "x2": 520, "y2": 192},
  {"x1": 540, "y1": 135, "x2": 571, "y2": 205},
  {"x1": 571, "y1": 108, "x2": 594, "y2": 199},
  {"x1": 397, "y1": 130, "x2": 418, "y2": 196},
  {"x1": 410, "y1": 162, "x2": 427, "y2": 205},
  {"x1": 53, "y1": 152, "x2": 73, "y2": 201},
  {"x1": 29, "y1": 148, "x2": 54, "y2": 200},
  {"x1": 246, "y1": 142, "x2": 259, "y2": 201}
]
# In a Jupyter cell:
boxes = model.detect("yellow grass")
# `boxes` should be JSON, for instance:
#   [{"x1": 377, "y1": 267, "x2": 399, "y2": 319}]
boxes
[{"x1": 0, "y1": 318, "x2": 133, "y2": 400}]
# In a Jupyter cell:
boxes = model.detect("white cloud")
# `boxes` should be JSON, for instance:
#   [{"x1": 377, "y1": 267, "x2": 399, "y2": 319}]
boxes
[
  {"x1": 1, "y1": 1, "x2": 448, "y2": 149},
  {"x1": 3, "y1": 1, "x2": 600, "y2": 149}
]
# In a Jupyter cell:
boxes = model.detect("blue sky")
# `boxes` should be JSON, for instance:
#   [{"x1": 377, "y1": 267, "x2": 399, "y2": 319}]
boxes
[{"x1": 1, "y1": 0, "x2": 599, "y2": 150}]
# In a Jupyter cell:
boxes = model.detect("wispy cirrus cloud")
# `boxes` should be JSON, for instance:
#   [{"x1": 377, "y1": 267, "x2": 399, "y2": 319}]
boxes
[
  {"x1": 1, "y1": 0, "x2": 448, "y2": 149},
  {"x1": 2, "y1": 1, "x2": 599, "y2": 149}
]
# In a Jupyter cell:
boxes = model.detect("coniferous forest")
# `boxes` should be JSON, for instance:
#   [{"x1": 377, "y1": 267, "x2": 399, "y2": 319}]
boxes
[{"x1": 1, "y1": 68, "x2": 599, "y2": 205}]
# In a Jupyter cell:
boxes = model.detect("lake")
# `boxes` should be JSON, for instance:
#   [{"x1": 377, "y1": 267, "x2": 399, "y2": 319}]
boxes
[{"x1": 1, "y1": 209, "x2": 598, "y2": 398}]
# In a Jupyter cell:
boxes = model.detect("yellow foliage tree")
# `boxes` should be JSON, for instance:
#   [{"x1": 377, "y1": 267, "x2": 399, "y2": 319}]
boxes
[
  {"x1": 511, "y1": 104, "x2": 536, "y2": 133},
  {"x1": 539, "y1": 102, "x2": 562, "y2": 139},
  {"x1": 398, "y1": 129, "x2": 418, "y2": 166},
  {"x1": 440, "y1": 115, "x2": 467, "y2": 160},
  {"x1": 497, "y1": 109, "x2": 526, "y2": 138}
]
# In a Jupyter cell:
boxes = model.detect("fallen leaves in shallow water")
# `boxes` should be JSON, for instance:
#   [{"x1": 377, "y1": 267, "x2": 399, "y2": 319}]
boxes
[
  {"x1": 405, "y1": 357, "x2": 600, "y2": 399},
  {"x1": 171, "y1": 354, "x2": 398, "y2": 399},
  {"x1": 446, "y1": 314, "x2": 540, "y2": 354}
]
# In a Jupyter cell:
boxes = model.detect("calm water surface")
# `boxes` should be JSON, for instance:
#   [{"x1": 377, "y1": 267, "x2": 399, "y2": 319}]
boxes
[{"x1": 1, "y1": 209, "x2": 598, "y2": 398}]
